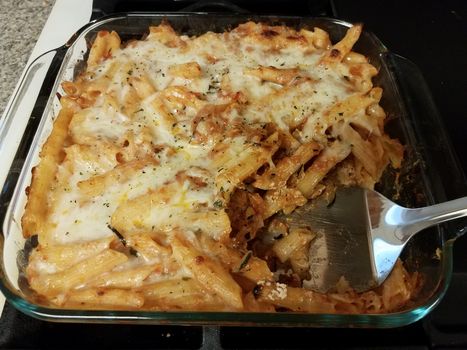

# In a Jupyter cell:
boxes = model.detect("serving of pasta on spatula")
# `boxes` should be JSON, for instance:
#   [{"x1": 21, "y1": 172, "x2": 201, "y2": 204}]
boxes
[{"x1": 21, "y1": 21, "x2": 422, "y2": 313}]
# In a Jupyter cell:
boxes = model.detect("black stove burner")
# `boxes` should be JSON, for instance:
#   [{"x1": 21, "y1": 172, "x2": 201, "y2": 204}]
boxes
[
  {"x1": 91, "y1": 0, "x2": 335, "y2": 18},
  {"x1": 2, "y1": 0, "x2": 466, "y2": 349}
]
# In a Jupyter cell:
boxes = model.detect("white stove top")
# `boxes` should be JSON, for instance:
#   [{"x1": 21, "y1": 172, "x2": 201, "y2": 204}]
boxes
[{"x1": 0, "y1": 0, "x2": 94, "y2": 316}]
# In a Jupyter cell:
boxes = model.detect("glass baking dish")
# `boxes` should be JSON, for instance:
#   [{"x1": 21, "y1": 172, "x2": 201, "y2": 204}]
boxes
[{"x1": 0, "y1": 13, "x2": 465, "y2": 328}]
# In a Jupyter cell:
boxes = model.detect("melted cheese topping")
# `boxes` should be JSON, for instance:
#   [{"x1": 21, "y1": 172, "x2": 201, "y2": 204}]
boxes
[{"x1": 49, "y1": 24, "x2": 359, "y2": 246}]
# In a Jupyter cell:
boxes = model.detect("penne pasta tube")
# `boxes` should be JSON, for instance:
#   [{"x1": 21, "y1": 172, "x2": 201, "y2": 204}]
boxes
[
  {"x1": 87, "y1": 30, "x2": 121, "y2": 67},
  {"x1": 148, "y1": 23, "x2": 185, "y2": 47},
  {"x1": 200, "y1": 235, "x2": 273, "y2": 283},
  {"x1": 140, "y1": 278, "x2": 227, "y2": 310},
  {"x1": 168, "y1": 62, "x2": 202, "y2": 79},
  {"x1": 299, "y1": 27, "x2": 331, "y2": 50},
  {"x1": 255, "y1": 282, "x2": 336, "y2": 313},
  {"x1": 245, "y1": 66, "x2": 301, "y2": 85},
  {"x1": 28, "y1": 249, "x2": 128, "y2": 296},
  {"x1": 22, "y1": 99, "x2": 80, "y2": 238},
  {"x1": 27, "y1": 237, "x2": 112, "y2": 273},
  {"x1": 171, "y1": 235, "x2": 243, "y2": 309},
  {"x1": 272, "y1": 227, "x2": 316, "y2": 263},
  {"x1": 342, "y1": 124, "x2": 381, "y2": 179},
  {"x1": 320, "y1": 24, "x2": 362, "y2": 64},
  {"x1": 111, "y1": 186, "x2": 231, "y2": 240},
  {"x1": 297, "y1": 141, "x2": 351, "y2": 198},
  {"x1": 263, "y1": 187, "x2": 307, "y2": 219},
  {"x1": 128, "y1": 75, "x2": 157, "y2": 99},
  {"x1": 125, "y1": 233, "x2": 172, "y2": 261},
  {"x1": 65, "y1": 288, "x2": 144, "y2": 308},
  {"x1": 216, "y1": 132, "x2": 280, "y2": 199},
  {"x1": 78, "y1": 158, "x2": 158, "y2": 197},
  {"x1": 87, "y1": 264, "x2": 155, "y2": 289},
  {"x1": 254, "y1": 141, "x2": 321, "y2": 190}
]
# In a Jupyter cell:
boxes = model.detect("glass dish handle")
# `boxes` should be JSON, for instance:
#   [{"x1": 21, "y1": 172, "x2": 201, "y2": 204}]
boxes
[
  {"x1": 387, "y1": 53, "x2": 467, "y2": 241},
  {"x1": 180, "y1": 0, "x2": 249, "y2": 13},
  {"x1": 0, "y1": 49, "x2": 59, "y2": 185}
]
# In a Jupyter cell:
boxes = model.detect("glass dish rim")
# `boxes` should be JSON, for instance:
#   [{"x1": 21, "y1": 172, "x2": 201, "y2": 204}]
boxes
[{"x1": 0, "y1": 12, "x2": 456, "y2": 327}]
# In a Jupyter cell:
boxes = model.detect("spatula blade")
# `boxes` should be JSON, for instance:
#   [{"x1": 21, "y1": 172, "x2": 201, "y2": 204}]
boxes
[{"x1": 281, "y1": 187, "x2": 378, "y2": 293}]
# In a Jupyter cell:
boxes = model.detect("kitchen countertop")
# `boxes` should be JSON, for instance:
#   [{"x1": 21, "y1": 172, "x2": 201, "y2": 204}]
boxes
[{"x1": 0, "y1": 0, "x2": 54, "y2": 117}]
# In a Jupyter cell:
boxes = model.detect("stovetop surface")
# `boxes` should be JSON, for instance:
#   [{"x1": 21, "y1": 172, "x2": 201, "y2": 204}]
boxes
[{"x1": 1, "y1": 0, "x2": 466, "y2": 349}]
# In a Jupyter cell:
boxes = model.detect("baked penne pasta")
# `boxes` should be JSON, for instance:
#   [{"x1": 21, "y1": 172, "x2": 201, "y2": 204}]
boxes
[{"x1": 21, "y1": 21, "x2": 417, "y2": 314}]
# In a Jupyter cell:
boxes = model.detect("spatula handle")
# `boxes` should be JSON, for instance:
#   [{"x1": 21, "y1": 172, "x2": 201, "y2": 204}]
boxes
[{"x1": 402, "y1": 196, "x2": 467, "y2": 240}]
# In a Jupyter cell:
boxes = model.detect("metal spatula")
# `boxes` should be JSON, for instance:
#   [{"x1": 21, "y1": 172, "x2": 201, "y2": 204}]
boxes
[{"x1": 281, "y1": 187, "x2": 467, "y2": 293}]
